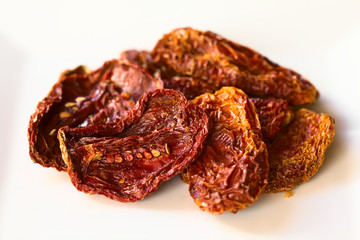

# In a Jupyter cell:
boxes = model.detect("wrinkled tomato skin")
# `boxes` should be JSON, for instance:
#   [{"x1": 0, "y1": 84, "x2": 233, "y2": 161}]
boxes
[
  {"x1": 265, "y1": 108, "x2": 335, "y2": 193},
  {"x1": 250, "y1": 97, "x2": 293, "y2": 140},
  {"x1": 152, "y1": 28, "x2": 319, "y2": 105},
  {"x1": 182, "y1": 87, "x2": 268, "y2": 214}
]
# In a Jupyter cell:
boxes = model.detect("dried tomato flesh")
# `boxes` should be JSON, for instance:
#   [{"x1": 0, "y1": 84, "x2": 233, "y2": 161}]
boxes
[
  {"x1": 181, "y1": 87, "x2": 268, "y2": 214},
  {"x1": 152, "y1": 28, "x2": 319, "y2": 105},
  {"x1": 250, "y1": 98, "x2": 293, "y2": 140},
  {"x1": 28, "y1": 66, "x2": 95, "y2": 170},
  {"x1": 28, "y1": 60, "x2": 162, "y2": 171},
  {"x1": 121, "y1": 49, "x2": 218, "y2": 100},
  {"x1": 58, "y1": 89, "x2": 209, "y2": 202},
  {"x1": 265, "y1": 108, "x2": 335, "y2": 193},
  {"x1": 120, "y1": 50, "x2": 159, "y2": 75}
]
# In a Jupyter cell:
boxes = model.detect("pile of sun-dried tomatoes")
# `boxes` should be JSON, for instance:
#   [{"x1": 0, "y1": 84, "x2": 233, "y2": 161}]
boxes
[{"x1": 28, "y1": 28, "x2": 335, "y2": 214}]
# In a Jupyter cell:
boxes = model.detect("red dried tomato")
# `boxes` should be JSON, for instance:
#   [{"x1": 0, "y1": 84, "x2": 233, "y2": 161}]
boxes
[
  {"x1": 28, "y1": 28, "x2": 336, "y2": 214},
  {"x1": 182, "y1": 87, "x2": 268, "y2": 214},
  {"x1": 265, "y1": 108, "x2": 335, "y2": 192},
  {"x1": 152, "y1": 28, "x2": 319, "y2": 105},
  {"x1": 28, "y1": 60, "x2": 163, "y2": 171},
  {"x1": 58, "y1": 89, "x2": 209, "y2": 202}
]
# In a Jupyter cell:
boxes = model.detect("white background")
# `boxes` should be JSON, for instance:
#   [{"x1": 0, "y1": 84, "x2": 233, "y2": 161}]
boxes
[{"x1": 1, "y1": 0, "x2": 360, "y2": 239}]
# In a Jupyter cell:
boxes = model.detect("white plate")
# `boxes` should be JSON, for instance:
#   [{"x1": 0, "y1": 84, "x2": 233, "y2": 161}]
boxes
[{"x1": 1, "y1": 1, "x2": 360, "y2": 239}]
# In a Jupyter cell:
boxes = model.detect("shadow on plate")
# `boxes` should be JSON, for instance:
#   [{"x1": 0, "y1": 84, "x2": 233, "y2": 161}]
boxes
[{"x1": 213, "y1": 193, "x2": 292, "y2": 234}]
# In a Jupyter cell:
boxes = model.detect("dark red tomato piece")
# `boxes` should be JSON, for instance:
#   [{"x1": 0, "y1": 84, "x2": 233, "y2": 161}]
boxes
[
  {"x1": 182, "y1": 87, "x2": 268, "y2": 214},
  {"x1": 58, "y1": 89, "x2": 209, "y2": 202},
  {"x1": 265, "y1": 108, "x2": 335, "y2": 192},
  {"x1": 28, "y1": 60, "x2": 162, "y2": 171},
  {"x1": 152, "y1": 27, "x2": 318, "y2": 105}
]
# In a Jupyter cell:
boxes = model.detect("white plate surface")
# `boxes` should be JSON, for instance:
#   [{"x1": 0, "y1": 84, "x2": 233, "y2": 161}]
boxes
[{"x1": 1, "y1": 1, "x2": 360, "y2": 239}]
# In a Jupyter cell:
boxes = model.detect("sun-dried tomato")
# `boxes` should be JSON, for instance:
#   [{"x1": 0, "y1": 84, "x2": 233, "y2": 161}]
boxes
[
  {"x1": 250, "y1": 98, "x2": 293, "y2": 140},
  {"x1": 181, "y1": 87, "x2": 268, "y2": 214},
  {"x1": 57, "y1": 89, "x2": 209, "y2": 202},
  {"x1": 28, "y1": 60, "x2": 163, "y2": 171},
  {"x1": 152, "y1": 28, "x2": 319, "y2": 105},
  {"x1": 28, "y1": 66, "x2": 95, "y2": 170},
  {"x1": 121, "y1": 49, "x2": 218, "y2": 100},
  {"x1": 28, "y1": 28, "x2": 336, "y2": 213},
  {"x1": 265, "y1": 108, "x2": 335, "y2": 193}
]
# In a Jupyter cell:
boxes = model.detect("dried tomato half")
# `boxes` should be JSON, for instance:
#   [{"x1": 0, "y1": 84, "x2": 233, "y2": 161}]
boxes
[
  {"x1": 152, "y1": 27, "x2": 319, "y2": 105},
  {"x1": 181, "y1": 87, "x2": 268, "y2": 214},
  {"x1": 265, "y1": 108, "x2": 335, "y2": 193},
  {"x1": 58, "y1": 89, "x2": 209, "y2": 202},
  {"x1": 250, "y1": 98, "x2": 293, "y2": 140},
  {"x1": 28, "y1": 60, "x2": 163, "y2": 171}
]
